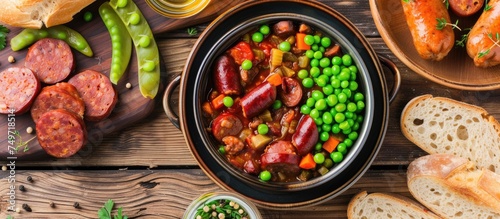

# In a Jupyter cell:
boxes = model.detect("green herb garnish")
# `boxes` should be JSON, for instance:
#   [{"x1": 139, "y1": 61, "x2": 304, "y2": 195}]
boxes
[
  {"x1": 195, "y1": 199, "x2": 248, "y2": 219},
  {"x1": 485, "y1": 0, "x2": 492, "y2": 11},
  {"x1": 0, "y1": 25, "x2": 10, "y2": 50},
  {"x1": 187, "y1": 27, "x2": 198, "y2": 36},
  {"x1": 478, "y1": 32, "x2": 500, "y2": 58},
  {"x1": 98, "y1": 199, "x2": 128, "y2": 219},
  {"x1": 13, "y1": 130, "x2": 35, "y2": 153},
  {"x1": 456, "y1": 28, "x2": 471, "y2": 47},
  {"x1": 436, "y1": 18, "x2": 461, "y2": 31}
]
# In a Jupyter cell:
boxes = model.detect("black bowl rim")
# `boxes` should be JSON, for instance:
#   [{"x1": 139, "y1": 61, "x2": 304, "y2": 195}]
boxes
[{"x1": 178, "y1": 0, "x2": 389, "y2": 209}]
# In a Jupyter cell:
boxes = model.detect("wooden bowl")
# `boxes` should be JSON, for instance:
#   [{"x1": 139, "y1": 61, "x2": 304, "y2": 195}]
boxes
[{"x1": 370, "y1": 0, "x2": 500, "y2": 90}]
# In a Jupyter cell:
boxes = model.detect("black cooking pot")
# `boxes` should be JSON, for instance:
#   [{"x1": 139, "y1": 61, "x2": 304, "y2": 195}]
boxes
[{"x1": 164, "y1": 0, "x2": 400, "y2": 209}]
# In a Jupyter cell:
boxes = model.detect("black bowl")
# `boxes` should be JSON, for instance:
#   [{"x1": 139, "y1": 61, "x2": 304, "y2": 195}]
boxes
[{"x1": 164, "y1": 0, "x2": 398, "y2": 209}]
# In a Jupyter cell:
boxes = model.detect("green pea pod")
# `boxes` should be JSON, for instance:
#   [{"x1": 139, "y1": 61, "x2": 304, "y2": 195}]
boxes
[
  {"x1": 99, "y1": 2, "x2": 132, "y2": 84},
  {"x1": 110, "y1": 0, "x2": 160, "y2": 99},
  {"x1": 10, "y1": 25, "x2": 93, "y2": 57}
]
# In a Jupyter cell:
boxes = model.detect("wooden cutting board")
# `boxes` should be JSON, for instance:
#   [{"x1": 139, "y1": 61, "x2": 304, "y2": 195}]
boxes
[{"x1": 0, "y1": 0, "x2": 245, "y2": 160}]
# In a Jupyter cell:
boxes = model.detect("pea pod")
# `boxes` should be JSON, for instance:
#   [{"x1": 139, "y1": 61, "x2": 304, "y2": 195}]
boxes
[
  {"x1": 110, "y1": 0, "x2": 160, "y2": 99},
  {"x1": 99, "y1": 2, "x2": 132, "y2": 84},
  {"x1": 10, "y1": 25, "x2": 93, "y2": 57}
]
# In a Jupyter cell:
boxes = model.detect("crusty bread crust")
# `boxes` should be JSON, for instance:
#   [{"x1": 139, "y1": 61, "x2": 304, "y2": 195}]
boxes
[
  {"x1": 407, "y1": 154, "x2": 500, "y2": 218},
  {"x1": 0, "y1": 0, "x2": 95, "y2": 29},
  {"x1": 347, "y1": 191, "x2": 440, "y2": 219},
  {"x1": 401, "y1": 94, "x2": 500, "y2": 173}
]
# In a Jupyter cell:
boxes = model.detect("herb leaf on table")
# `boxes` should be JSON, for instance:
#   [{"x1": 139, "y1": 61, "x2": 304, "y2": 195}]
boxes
[{"x1": 98, "y1": 199, "x2": 128, "y2": 219}]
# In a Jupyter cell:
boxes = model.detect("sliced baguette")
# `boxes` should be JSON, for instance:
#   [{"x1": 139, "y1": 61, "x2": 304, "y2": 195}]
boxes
[
  {"x1": 347, "y1": 191, "x2": 440, "y2": 219},
  {"x1": 400, "y1": 94, "x2": 500, "y2": 173},
  {"x1": 0, "y1": 0, "x2": 95, "y2": 29},
  {"x1": 407, "y1": 154, "x2": 500, "y2": 218}
]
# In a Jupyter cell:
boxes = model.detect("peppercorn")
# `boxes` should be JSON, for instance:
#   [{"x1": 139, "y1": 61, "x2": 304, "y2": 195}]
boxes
[
  {"x1": 73, "y1": 202, "x2": 80, "y2": 209},
  {"x1": 22, "y1": 203, "x2": 32, "y2": 212},
  {"x1": 19, "y1": 185, "x2": 26, "y2": 192},
  {"x1": 49, "y1": 201, "x2": 55, "y2": 208},
  {"x1": 27, "y1": 175, "x2": 33, "y2": 182}
]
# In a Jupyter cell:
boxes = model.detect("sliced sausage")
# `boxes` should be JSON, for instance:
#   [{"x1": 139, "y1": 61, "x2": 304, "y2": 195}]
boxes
[
  {"x1": 0, "y1": 67, "x2": 40, "y2": 115},
  {"x1": 36, "y1": 109, "x2": 87, "y2": 158},
  {"x1": 214, "y1": 54, "x2": 242, "y2": 96},
  {"x1": 449, "y1": 0, "x2": 484, "y2": 17},
  {"x1": 273, "y1": 21, "x2": 295, "y2": 38},
  {"x1": 68, "y1": 70, "x2": 118, "y2": 122},
  {"x1": 241, "y1": 81, "x2": 277, "y2": 118},
  {"x1": 31, "y1": 85, "x2": 85, "y2": 123},
  {"x1": 25, "y1": 38, "x2": 74, "y2": 84},
  {"x1": 466, "y1": 0, "x2": 500, "y2": 67},
  {"x1": 53, "y1": 82, "x2": 80, "y2": 99},
  {"x1": 264, "y1": 140, "x2": 296, "y2": 154},
  {"x1": 279, "y1": 77, "x2": 302, "y2": 107},
  {"x1": 401, "y1": 0, "x2": 454, "y2": 61},
  {"x1": 324, "y1": 44, "x2": 341, "y2": 57},
  {"x1": 292, "y1": 115, "x2": 318, "y2": 156},
  {"x1": 261, "y1": 153, "x2": 301, "y2": 175},
  {"x1": 212, "y1": 112, "x2": 243, "y2": 142}
]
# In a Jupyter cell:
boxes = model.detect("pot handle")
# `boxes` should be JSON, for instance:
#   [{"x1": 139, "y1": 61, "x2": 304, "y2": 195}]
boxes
[
  {"x1": 377, "y1": 55, "x2": 401, "y2": 103},
  {"x1": 163, "y1": 75, "x2": 181, "y2": 129}
]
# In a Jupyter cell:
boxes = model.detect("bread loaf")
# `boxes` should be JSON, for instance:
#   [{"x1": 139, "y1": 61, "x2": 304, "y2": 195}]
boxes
[
  {"x1": 400, "y1": 94, "x2": 500, "y2": 173},
  {"x1": 347, "y1": 191, "x2": 440, "y2": 219},
  {"x1": 407, "y1": 154, "x2": 500, "y2": 218},
  {"x1": 0, "y1": 0, "x2": 95, "y2": 29}
]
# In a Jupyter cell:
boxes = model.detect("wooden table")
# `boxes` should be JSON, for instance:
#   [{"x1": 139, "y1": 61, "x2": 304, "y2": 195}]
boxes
[{"x1": 2, "y1": 0, "x2": 499, "y2": 218}]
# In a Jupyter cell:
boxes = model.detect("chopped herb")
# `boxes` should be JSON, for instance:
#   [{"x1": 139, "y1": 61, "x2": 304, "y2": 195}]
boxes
[
  {"x1": 478, "y1": 32, "x2": 500, "y2": 58},
  {"x1": 13, "y1": 130, "x2": 35, "y2": 153},
  {"x1": 456, "y1": 28, "x2": 471, "y2": 47},
  {"x1": 0, "y1": 25, "x2": 10, "y2": 50},
  {"x1": 443, "y1": 0, "x2": 449, "y2": 9},
  {"x1": 436, "y1": 18, "x2": 461, "y2": 31},
  {"x1": 187, "y1": 27, "x2": 198, "y2": 36},
  {"x1": 98, "y1": 199, "x2": 128, "y2": 219},
  {"x1": 195, "y1": 199, "x2": 248, "y2": 219},
  {"x1": 485, "y1": 0, "x2": 492, "y2": 11}
]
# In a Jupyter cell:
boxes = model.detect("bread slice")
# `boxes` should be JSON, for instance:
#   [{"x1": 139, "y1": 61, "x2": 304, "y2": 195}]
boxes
[
  {"x1": 0, "y1": 0, "x2": 95, "y2": 29},
  {"x1": 400, "y1": 94, "x2": 500, "y2": 173},
  {"x1": 347, "y1": 191, "x2": 440, "y2": 219},
  {"x1": 407, "y1": 154, "x2": 500, "y2": 218}
]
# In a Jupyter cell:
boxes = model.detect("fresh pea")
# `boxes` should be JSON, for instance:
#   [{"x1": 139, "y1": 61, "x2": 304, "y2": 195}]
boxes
[
  {"x1": 314, "y1": 153, "x2": 325, "y2": 164},
  {"x1": 100, "y1": 3, "x2": 132, "y2": 84},
  {"x1": 259, "y1": 25, "x2": 270, "y2": 35},
  {"x1": 11, "y1": 25, "x2": 93, "y2": 57},
  {"x1": 84, "y1": 11, "x2": 93, "y2": 22},
  {"x1": 259, "y1": 170, "x2": 272, "y2": 181},
  {"x1": 279, "y1": 41, "x2": 291, "y2": 52},
  {"x1": 300, "y1": 105, "x2": 311, "y2": 114},
  {"x1": 298, "y1": 69, "x2": 309, "y2": 79},
  {"x1": 241, "y1": 59, "x2": 253, "y2": 70},
  {"x1": 272, "y1": 100, "x2": 282, "y2": 109},
  {"x1": 110, "y1": 0, "x2": 160, "y2": 99},
  {"x1": 302, "y1": 77, "x2": 314, "y2": 88},
  {"x1": 304, "y1": 35, "x2": 315, "y2": 45},
  {"x1": 257, "y1": 124, "x2": 269, "y2": 135},
  {"x1": 321, "y1": 37, "x2": 331, "y2": 47},
  {"x1": 223, "y1": 96, "x2": 234, "y2": 107},
  {"x1": 337, "y1": 143, "x2": 347, "y2": 154},
  {"x1": 252, "y1": 32, "x2": 264, "y2": 42},
  {"x1": 331, "y1": 152, "x2": 343, "y2": 163}
]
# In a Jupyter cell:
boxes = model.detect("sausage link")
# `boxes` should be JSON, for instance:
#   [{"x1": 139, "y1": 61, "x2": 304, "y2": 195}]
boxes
[
  {"x1": 214, "y1": 54, "x2": 242, "y2": 96},
  {"x1": 466, "y1": 0, "x2": 500, "y2": 67},
  {"x1": 241, "y1": 81, "x2": 277, "y2": 118},
  {"x1": 279, "y1": 77, "x2": 302, "y2": 107},
  {"x1": 292, "y1": 115, "x2": 318, "y2": 156},
  {"x1": 401, "y1": 0, "x2": 455, "y2": 61}
]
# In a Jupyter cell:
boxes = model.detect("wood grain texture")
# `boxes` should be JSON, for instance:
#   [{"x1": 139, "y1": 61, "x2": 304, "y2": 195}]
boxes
[{"x1": 0, "y1": 169, "x2": 409, "y2": 218}]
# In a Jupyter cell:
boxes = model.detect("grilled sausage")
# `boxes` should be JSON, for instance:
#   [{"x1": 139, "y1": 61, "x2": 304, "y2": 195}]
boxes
[
  {"x1": 214, "y1": 54, "x2": 242, "y2": 96},
  {"x1": 292, "y1": 115, "x2": 318, "y2": 156},
  {"x1": 466, "y1": 0, "x2": 500, "y2": 67},
  {"x1": 261, "y1": 153, "x2": 301, "y2": 175},
  {"x1": 401, "y1": 0, "x2": 455, "y2": 61},
  {"x1": 31, "y1": 85, "x2": 85, "y2": 123},
  {"x1": 25, "y1": 38, "x2": 74, "y2": 84},
  {"x1": 241, "y1": 81, "x2": 277, "y2": 118},
  {"x1": 264, "y1": 140, "x2": 297, "y2": 154},
  {"x1": 279, "y1": 77, "x2": 302, "y2": 107},
  {"x1": 449, "y1": 0, "x2": 484, "y2": 17},
  {"x1": 212, "y1": 112, "x2": 243, "y2": 142},
  {"x1": 0, "y1": 67, "x2": 40, "y2": 115},
  {"x1": 68, "y1": 70, "x2": 118, "y2": 121},
  {"x1": 36, "y1": 109, "x2": 87, "y2": 158}
]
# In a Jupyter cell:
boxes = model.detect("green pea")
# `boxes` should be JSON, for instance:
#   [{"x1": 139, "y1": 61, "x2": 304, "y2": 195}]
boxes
[
  {"x1": 315, "y1": 99, "x2": 327, "y2": 111},
  {"x1": 310, "y1": 108, "x2": 320, "y2": 119},
  {"x1": 339, "y1": 70, "x2": 351, "y2": 81},
  {"x1": 323, "y1": 158, "x2": 334, "y2": 168},
  {"x1": 350, "y1": 72, "x2": 357, "y2": 81},
  {"x1": 311, "y1": 44, "x2": 319, "y2": 51},
  {"x1": 272, "y1": 100, "x2": 282, "y2": 109},
  {"x1": 339, "y1": 121, "x2": 350, "y2": 130},
  {"x1": 138, "y1": 35, "x2": 151, "y2": 47},
  {"x1": 331, "y1": 78, "x2": 341, "y2": 88},
  {"x1": 349, "y1": 65, "x2": 358, "y2": 74},
  {"x1": 259, "y1": 170, "x2": 272, "y2": 181},
  {"x1": 331, "y1": 65, "x2": 341, "y2": 75},
  {"x1": 252, "y1": 32, "x2": 264, "y2": 42},
  {"x1": 312, "y1": 90, "x2": 324, "y2": 100},
  {"x1": 319, "y1": 132, "x2": 329, "y2": 142},
  {"x1": 338, "y1": 93, "x2": 348, "y2": 103},
  {"x1": 306, "y1": 97, "x2": 316, "y2": 107},
  {"x1": 342, "y1": 88, "x2": 352, "y2": 98},
  {"x1": 219, "y1": 145, "x2": 226, "y2": 154},
  {"x1": 334, "y1": 88, "x2": 342, "y2": 95},
  {"x1": 344, "y1": 138, "x2": 353, "y2": 147},
  {"x1": 310, "y1": 66, "x2": 320, "y2": 78},
  {"x1": 322, "y1": 112, "x2": 333, "y2": 124},
  {"x1": 322, "y1": 85, "x2": 334, "y2": 95},
  {"x1": 322, "y1": 123, "x2": 332, "y2": 132},
  {"x1": 302, "y1": 78, "x2": 314, "y2": 88},
  {"x1": 348, "y1": 81, "x2": 358, "y2": 91},
  {"x1": 321, "y1": 37, "x2": 331, "y2": 47},
  {"x1": 313, "y1": 51, "x2": 323, "y2": 59},
  {"x1": 334, "y1": 113, "x2": 345, "y2": 123},
  {"x1": 335, "y1": 103, "x2": 346, "y2": 112},
  {"x1": 331, "y1": 152, "x2": 343, "y2": 163},
  {"x1": 116, "y1": 0, "x2": 128, "y2": 7},
  {"x1": 326, "y1": 94, "x2": 338, "y2": 107},
  {"x1": 142, "y1": 60, "x2": 156, "y2": 72},
  {"x1": 305, "y1": 50, "x2": 314, "y2": 58},
  {"x1": 298, "y1": 69, "x2": 309, "y2": 79},
  {"x1": 323, "y1": 67, "x2": 333, "y2": 76},
  {"x1": 279, "y1": 41, "x2": 291, "y2": 52},
  {"x1": 223, "y1": 96, "x2": 234, "y2": 108},
  {"x1": 83, "y1": 11, "x2": 93, "y2": 22},
  {"x1": 315, "y1": 143, "x2": 323, "y2": 151},
  {"x1": 257, "y1": 124, "x2": 269, "y2": 135},
  {"x1": 128, "y1": 12, "x2": 141, "y2": 25},
  {"x1": 357, "y1": 101, "x2": 365, "y2": 111},
  {"x1": 356, "y1": 115, "x2": 364, "y2": 123},
  {"x1": 319, "y1": 57, "x2": 330, "y2": 68},
  {"x1": 345, "y1": 111, "x2": 354, "y2": 119},
  {"x1": 354, "y1": 93, "x2": 364, "y2": 102},
  {"x1": 313, "y1": 153, "x2": 325, "y2": 164},
  {"x1": 342, "y1": 54, "x2": 353, "y2": 66},
  {"x1": 314, "y1": 117, "x2": 323, "y2": 126},
  {"x1": 310, "y1": 59, "x2": 319, "y2": 67},
  {"x1": 304, "y1": 35, "x2": 315, "y2": 45},
  {"x1": 300, "y1": 105, "x2": 311, "y2": 114},
  {"x1": 259, "y1": 25, "x2": 270, "y2": 35},
  {"x1": 348, "y1": 131, "x2": 359, "y2": 141},
  {"x1": 241, "y1": 59, "x2": 253, "y2": 70},
  {"x1": 332, "y1": 56, "x2": 342, "y2": 65},
  {"x1": 347, "y1": 102, "x2": 357, "y2": 112},
  {"x1": 314, "y1": 35, "x2": 321, "y2": 44},
  {"x1": 340, "y1": 80, "x2": 349, "y2": 89},
  {"x1": 316, "y1": 77, "x2": 328, "y2": 87},
  {"x1": 352, "y1": 122, "x2": 360, "y2": 131},
  {"x1": 332, "y1": 124, "x2": 341, "y2": 134},
  {"x1": 319, "y1": 46, "x2": 325, "y2": 53}
]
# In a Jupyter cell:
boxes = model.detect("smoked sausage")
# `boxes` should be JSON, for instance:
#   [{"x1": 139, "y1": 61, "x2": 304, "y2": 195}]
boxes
[
  {"x1": 401, "y1": 0, "x2": 455, "y2": 61},
  {"x1": 25, "y1": 38, "x2": 74, "y2": 84},
  {"x1": 36, "y1": 109, "x2": 87, "y2": 158},
  {"x1": 449, "y1": 0, "x2": 484, "y2": 17},
  {"x1": 214, "y1": 54, "x2": 242, "y2": 96},
  {"x1": 261, "y1": 153, "x2": 301, "y2": 175},
  {"x1": 31, "y1": 85, "x2": 85, "y2": 123},
  {"x1": 68, "y1": 70, "x2": 118, "y2": 122},
  {"x1": 241, "y1": 81, "x2": 277, "y2": 118},
  {"x1": 211, "y1": 112, "x2": 243, "y2": 142},
  {"x1": 0, "y1": 67, "x2": 40, "y2": 115},
  {"x1": 292, "y1": 115, "x2": 318, "y2": 156},
  {"x1": 279, "y1": 77, "x2": 302, "y2": 107},
  {"x1": 466, "y1": 0, "x2": 500, "y2": 67}
]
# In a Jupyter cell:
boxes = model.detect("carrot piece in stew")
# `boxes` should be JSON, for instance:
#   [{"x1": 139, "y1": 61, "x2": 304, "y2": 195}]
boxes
[
  {"x1": 267, "y1": 73, "x2": 283, "y2": 86},
  {"x1": 299, "y1": 153, "x2": 316, "y2": 169},
  {"x1": 211, "y1": 93, "x2": 226, "y2": 110},
  {"x1": 296, "y1": 33, "x2": 311, "y2": 50},
  {"x1": 323, "y1": 135, "x2": 340, "y2": 153}
]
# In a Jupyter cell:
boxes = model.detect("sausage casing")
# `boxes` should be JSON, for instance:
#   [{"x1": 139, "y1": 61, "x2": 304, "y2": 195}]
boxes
[
  {"x1": 214, "y1": 54, "x2": 242, "y2": 96},
  {"x1": 466, "y1": 0, "x2": 500, "y2": 67},
  {"x1": 401, "y1": 0, "x2": 455, "y2": 61}
]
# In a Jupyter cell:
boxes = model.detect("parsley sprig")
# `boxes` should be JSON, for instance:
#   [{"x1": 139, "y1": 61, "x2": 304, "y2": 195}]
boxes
[
  {"x1": 0, "y1": 25, "x2": 10, "y2": 50},
  {"x1": 98, "y1": 199, "x2": 128, "y2": 219},
  {"x1": 478, "y1": 33, "x2": 500, "y2": 58},
  {"x1": 436, "y1": 18, "x2": 461, "y2": 31}
]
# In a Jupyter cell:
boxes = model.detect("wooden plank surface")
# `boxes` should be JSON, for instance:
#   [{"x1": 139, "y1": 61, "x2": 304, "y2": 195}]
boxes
[{"x1": 0, "y1": 169, "x2": 409, "y2": 218}]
